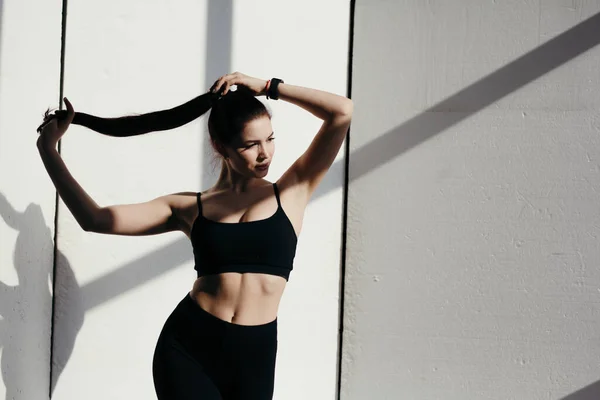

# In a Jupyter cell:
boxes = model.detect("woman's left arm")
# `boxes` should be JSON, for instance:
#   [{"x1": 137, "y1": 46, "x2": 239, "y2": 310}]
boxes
[{"x1": 277, "y1": 83, "x2": 353, "y2": 195}]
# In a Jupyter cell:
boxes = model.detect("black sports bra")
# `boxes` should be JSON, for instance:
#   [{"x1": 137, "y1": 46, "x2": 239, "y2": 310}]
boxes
[{"x1": 190, "y1": 182, "x2": 298, "y2": 281}]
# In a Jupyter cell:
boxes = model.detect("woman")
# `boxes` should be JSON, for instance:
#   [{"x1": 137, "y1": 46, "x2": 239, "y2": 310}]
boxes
[{"x1": 37, "y1": 72, "x2": 353, "y2": 399}]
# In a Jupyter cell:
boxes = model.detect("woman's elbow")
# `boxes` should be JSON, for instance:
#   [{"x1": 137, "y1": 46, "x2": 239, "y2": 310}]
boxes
[
  {"x1": 81, "y1": 209, "x2": 109, "y2": 233},
  {"x1": 338, "y1": 98, "x2": 353, "y2": 119}
]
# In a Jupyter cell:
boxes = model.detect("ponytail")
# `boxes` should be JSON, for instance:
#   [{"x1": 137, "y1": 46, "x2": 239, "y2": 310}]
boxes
[
  {"x1": 71, "y1": 91, "x2": 218, "y2": 137},
  {"x1": 38, "y1": 87, "x2": 270, "y2": 165}
]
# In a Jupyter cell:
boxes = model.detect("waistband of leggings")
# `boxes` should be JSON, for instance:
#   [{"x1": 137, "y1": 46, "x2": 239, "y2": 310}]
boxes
[{"x1": 181, "y1": 292, "x2": 278, "y2": 334}]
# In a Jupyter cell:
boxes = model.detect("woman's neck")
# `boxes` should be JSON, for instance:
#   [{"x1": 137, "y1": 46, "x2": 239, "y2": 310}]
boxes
[{"x1": 213, "y1": 159, "x2": 264, "y2": 194}]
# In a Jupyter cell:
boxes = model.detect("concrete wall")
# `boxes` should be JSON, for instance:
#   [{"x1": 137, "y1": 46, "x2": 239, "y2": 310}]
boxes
[
  {"x1": 7, "y1": 1, "x2": 600, "y2": 399},
  {"x1": 345, "y1": 1, "x2": 600, "y2": 399},
  {"x1": 0, "y1": 0, "x2": 63, "y2": 399}
]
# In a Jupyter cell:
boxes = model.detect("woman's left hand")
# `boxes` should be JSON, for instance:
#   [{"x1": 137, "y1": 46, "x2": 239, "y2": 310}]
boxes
[{"x1": 210, "y1": 72, "x2": 268, "y2": 96}]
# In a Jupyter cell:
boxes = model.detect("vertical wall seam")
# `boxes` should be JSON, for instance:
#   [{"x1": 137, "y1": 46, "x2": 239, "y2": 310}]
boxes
[
  {"x1": 49, "y1": 0, "x2": 68, "y2": 397},
  {"x1": 336, "y1": 1, "x2": 355, "y2": 399}
]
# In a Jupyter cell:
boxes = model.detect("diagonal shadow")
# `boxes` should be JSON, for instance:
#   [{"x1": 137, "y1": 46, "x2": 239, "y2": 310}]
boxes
[
  {"x1": 561, "y1": 380, "x2": 600, "y2": 400},
  {"x1": 81, "y1": 238, "x2": 192, "y2": 310},
  {"x1": 349, "y1": 12, "x2": 600, "y2": 181},
  {"x1": 75, "y1": 11, "x2": 600, "y2": 314}
]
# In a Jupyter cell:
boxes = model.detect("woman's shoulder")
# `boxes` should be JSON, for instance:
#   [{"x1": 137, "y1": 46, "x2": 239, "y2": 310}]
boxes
[{"x1": 161, "y1": 191, "x2": 199, "y2": 213}]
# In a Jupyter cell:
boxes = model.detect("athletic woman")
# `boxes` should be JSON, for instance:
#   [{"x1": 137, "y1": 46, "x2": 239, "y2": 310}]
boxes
[{"x1": 37, "y1": 72, "x2": 353, "y2": 399}]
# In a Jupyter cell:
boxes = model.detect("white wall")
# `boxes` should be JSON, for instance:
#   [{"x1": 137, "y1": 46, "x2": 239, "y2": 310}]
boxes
[
  {"x1": 345, "y1": 1, "x2": 600, "y2": 399},
  {"x1": 50, "y1": 1, "x2": 350, "y2": 400},
  {"x1": 0, "y1": 0, "x2": 62, "y2": 399}
]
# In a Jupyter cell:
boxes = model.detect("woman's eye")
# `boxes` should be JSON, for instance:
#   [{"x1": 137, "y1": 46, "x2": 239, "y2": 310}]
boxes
[{"x1": 244, "y1": 138, "x2": 274, "y2": 149}]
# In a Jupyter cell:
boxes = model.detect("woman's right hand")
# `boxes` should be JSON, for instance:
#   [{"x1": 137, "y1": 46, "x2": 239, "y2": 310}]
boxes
[{"x1": 37, "y1": 97, "x2": 75, "y2": 148}]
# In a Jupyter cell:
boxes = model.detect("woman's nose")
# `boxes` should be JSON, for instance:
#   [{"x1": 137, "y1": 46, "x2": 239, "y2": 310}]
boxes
[{"x1": 259, "y1": 145, "x2": 270, "y2": 159}]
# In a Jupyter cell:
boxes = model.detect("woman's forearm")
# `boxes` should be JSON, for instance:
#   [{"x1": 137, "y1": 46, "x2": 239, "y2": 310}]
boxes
[
  {"x1": 276, "y1": 83, "x2": 353, "y2": 121},
  {"x1": 37, "y1": 138, "x2": 102, "y2": 230}
]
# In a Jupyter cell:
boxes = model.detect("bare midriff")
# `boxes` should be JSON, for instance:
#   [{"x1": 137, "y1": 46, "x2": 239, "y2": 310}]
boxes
[{"x1": 189, "y1": 272, "x2": 287, "y2": 326}]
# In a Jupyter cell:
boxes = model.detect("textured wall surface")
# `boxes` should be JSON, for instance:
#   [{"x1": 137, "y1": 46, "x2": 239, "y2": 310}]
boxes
[
  {"x1": 0, "y1": 0, "x2": 62, "y2": 398},
  {"x1": 49, "y1": 1, "x2": 350, "y2": 399},
  {"x1": 344, "y1": 1, "x2": 600, "y2": 399}
]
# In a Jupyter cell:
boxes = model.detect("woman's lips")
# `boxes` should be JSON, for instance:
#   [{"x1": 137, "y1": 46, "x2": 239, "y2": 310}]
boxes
[{"x1": 256, "y1": 163, "x2": 270, "y2": 170}]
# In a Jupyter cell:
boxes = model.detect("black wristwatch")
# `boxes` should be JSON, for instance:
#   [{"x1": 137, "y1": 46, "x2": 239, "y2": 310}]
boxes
[{"x1": 267, "y1": 78, "x2": 284, "y2": 100}]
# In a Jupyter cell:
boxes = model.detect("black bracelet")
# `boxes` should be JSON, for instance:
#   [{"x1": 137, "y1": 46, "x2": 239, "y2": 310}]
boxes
[{"x1": 267, "y1": 78, "x2": 284, "y2": 100}]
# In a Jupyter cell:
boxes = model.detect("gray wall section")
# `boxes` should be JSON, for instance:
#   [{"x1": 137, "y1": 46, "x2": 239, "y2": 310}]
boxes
[{"x1": 345, "y1": 1, "x2": 600, "y2": 399}]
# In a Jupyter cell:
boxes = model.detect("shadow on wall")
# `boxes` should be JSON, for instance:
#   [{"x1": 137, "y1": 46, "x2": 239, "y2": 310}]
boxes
[
  {"x1": 561, "y1": 380, "x2": 600, "y2": 400},
  {"x1": 0, "y1": 193, "x2": 84, "y2": 400},
  {"x1": 348, "y1": 12, "x2": 600, "y2": 182},
  {"x1": 50, "y1": 249, "x2": 85, "y2": 397},
  {"x1": 201, "y1": 0, "x2": 232, "y2": 190}
]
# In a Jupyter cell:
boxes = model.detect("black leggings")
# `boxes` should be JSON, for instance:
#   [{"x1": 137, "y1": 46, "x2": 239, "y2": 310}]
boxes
[{"x1": 152, "y1": 293, "x2": 278, "y2": 399}]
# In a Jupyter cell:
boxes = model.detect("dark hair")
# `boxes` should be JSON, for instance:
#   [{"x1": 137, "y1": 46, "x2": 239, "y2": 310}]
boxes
[
  {"x1": 64, "y1": 86, "x2": 271, "y2": 158},
  {"x1": 208, "y1": 87, "x2": 271, "y2": 150}
]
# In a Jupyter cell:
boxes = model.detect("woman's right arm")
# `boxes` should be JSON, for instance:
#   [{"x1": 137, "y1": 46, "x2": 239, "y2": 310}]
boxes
[{"x1": 37, "y1": 98, "x2": 186, "y2": 236}]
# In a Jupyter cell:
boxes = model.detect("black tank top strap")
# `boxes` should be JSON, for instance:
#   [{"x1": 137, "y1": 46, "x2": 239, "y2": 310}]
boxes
[
  {"x1": 272, "y1": 182, "x2": 282, "y2": 208},
  {"x1": 196, "y1": 192, "x2": 203, "y2": 217}
]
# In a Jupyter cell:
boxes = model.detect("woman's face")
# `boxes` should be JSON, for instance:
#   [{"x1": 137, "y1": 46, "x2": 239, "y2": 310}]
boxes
[{"x1": 224, "y1": 116, "x2": 275, "y2": 177}]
